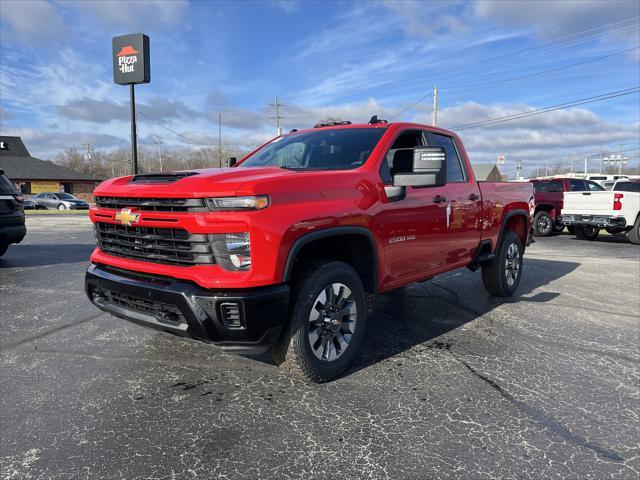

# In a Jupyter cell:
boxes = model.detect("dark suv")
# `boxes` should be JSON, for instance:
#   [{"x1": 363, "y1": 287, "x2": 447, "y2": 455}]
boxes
[
  {"x1": 530, "y1": 178, "x2": 604, "y2": 236},
  {"x1": 0, "y1": 169, "x2": 26, "y2": 257}
]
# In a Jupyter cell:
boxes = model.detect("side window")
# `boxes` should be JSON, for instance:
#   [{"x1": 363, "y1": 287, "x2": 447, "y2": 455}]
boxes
[
  {"x1": 569, "y1": 180, "x2": 586, "y2": 191},
  {"x1": 533, "y1": 180, "x2": 563, "y2": 193},
  {"x1": 273, "y1": 142, "x2": 305, "y2": 167},
  {"x1": 379, "y1": 130, "x2": 425, "y2": 184},
  {"x1": 426, "y1": 132, "x2": 465, "y2": 182},
  {"x1": 586, "y1": 181, "x2": 604, "y2": 191}
]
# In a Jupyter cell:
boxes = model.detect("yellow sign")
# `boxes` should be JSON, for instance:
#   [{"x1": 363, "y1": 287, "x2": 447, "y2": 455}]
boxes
[
  {"x1": 115, "y1": 208, "x2": 141, "y2": 226},
  {"x1": 31, "y1": 181, "x2": 61, "y2": 194}
]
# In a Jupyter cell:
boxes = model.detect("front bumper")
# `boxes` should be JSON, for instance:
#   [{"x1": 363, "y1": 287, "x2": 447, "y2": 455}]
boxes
[
  {"x1": 562, "y1": 214, "x2": 627, "y2": 229},
  {"x1": 85, "y1": 264, "x2": 289, "y2": 354}
]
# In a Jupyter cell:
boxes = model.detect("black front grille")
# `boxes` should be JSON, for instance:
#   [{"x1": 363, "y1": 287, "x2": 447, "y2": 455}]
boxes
[
  {"x1": 95, "y1": 222, "x2": 215, "y2": 266},
  {"x1": 101, "y1": 289, "x2": 186, "y2": 326},
  {"x1": 95, "y1": 196, "x2": 207, "y2": 212}
]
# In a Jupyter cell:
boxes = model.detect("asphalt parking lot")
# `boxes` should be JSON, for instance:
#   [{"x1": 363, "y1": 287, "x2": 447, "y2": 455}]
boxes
[{"x1": 1, "y1": 215, "x2": 639, "y2": 480}]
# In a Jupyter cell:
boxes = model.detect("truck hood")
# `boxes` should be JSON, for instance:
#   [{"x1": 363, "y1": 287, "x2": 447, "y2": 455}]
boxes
[{"x1": 94, "y1": 167, "x2": 300, "y2": 198}]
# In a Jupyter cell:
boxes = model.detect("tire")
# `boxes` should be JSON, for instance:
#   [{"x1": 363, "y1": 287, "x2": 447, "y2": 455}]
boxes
[
  {"x1": 0, "y1": 243, "x2": 8, "y2": 258},
  {"x1": 552, "y1": 222, "x2": 565, "y2": 234},
  {"x1": 533, "y1": 211, "x2": 553, "y2": 237},
  {"x1": 628, "y1": 216, "x2": 640, "y2": 245},
  {"x1": 567, "y1": 226, "x2": 575, "y2": 235},
  {"x1": 482, "y1": 231, "x2": 524, "y2": 297},
  {"x1": 58, "y1": 203, "x2": 67, "y2": 210},
  {"x1": 272, "y1": 260, "x2": 367, "y2": 382},
  {"x1": 575, "y1": 226, "x2": 599, "y2": 241}
]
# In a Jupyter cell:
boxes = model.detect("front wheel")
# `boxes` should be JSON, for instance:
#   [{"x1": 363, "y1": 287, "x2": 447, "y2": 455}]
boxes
[
  {"x1": 533, "y1": 211, "x2": 553, "y2": 237},
  {"x1": 567, "y1": 226, "x2": 575, "y2": 235},
  {"x1": 575, "y1": 226, "x2": 599, "y2": 241},
  {"x1": 482, "y1": 231, "x2": 524, "y2": 297},
  {"x1": 272, "y1": 260, "x2": 366, "y2": 382}
]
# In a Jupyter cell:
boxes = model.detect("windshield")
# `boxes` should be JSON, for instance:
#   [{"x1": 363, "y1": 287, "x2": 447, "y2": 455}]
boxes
[
  {"x1": 614, "y1": 182, "x2": 640, "y2": 192},
  {"x1": 55, "y1": 193, "x2": 76, "y2": 200},
  {"x1": 239, "y1": 128, "x2": 387, "y2": 170}
]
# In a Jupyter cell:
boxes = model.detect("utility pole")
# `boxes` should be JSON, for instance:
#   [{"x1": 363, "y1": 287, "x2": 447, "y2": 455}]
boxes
[
  {"x1": 155, "y1": 136, "x2": 164, "y2": 172},
  {"x1": 584, "y1": 157, "x2": 588, "y2": 176},
  {"x1": 218, "y1": 113, "x2": 222, "y2": 167},
  {"x1": 82, "y1": 143, "x2": 92, "y2": 175},
  {"x1": 270, "y1": 96, "x2": 284, "y2": 136},
  {"x1": 599, "y1": 144, "x2": 604, "y2": 174},
  {"x1": 618, "y1": 143, "x2": 625, "y2": 175},
  {"x1": 432, "y1": 85, "x2": 439, "y2": 127},
  {"x1": 545, "y1": 158, "x2": 549, "y2": 177}
]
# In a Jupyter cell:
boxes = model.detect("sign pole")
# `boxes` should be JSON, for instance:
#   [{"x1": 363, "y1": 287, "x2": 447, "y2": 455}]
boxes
[
  {"x1": 113, "y1": 33, "x2": 150, "y2": 177},
  {"x1": 130, "y1": 84, "x2": 138, "y2": 175}
]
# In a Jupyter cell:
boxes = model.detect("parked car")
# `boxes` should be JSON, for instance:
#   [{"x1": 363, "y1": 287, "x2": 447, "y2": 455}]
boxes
[
  {"x1": 32, "y1": 192, "x2": 89, "y2": 210},
  {"x1": 0, "y1": 168, "x2": 26, "y2": 257},
  {"x1": 530, "y1": 178, "x2": 604, "y2": 236},
  {"x1": 562, "y1": 180, "x2": 640, "y2": 244},
  {"x1": 85, "y1": 120, "x2": 534, "y2": 382},
  {"x1": 22, "y1": 197, "x2": 35, "y2": 209},
  {"x1": 586, "y1": 174, "x2": 628, "y2": 189}
]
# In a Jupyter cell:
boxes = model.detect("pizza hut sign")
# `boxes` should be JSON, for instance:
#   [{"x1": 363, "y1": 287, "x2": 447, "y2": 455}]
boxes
[{"x1": 112, "y1": 34, "x2": 150, "y2": 85}]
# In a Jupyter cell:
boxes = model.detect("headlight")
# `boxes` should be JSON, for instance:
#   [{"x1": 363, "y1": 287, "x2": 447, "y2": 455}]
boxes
[
  {"x1": 205, "y1": 195, "x2": 269, "y2": 211},
  {"x1": 210, "y1": 232, "x2": 251, "y2": 271}
]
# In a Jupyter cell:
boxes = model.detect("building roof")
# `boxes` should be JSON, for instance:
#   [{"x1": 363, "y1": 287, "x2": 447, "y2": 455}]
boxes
[
  {"x1": 0, "y1": 136, "x2": 100, "y2": 181},
  {"x1": 472, "y1": 163, "x2": 502, "y2": 180}
]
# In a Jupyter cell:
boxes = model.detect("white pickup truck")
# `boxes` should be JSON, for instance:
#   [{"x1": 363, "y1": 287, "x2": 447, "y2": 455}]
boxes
[{"x1": 562, "y1": 180, "x2": 640, "y2": 244}]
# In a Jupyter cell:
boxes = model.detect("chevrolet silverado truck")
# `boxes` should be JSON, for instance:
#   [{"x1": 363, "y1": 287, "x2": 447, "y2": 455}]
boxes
[
  {"x1": 562, "y1": 179, "x2": 640, "y2": 244},
  {"x1": 85, "y1": 120, "x2": 534, "y2": 382}
]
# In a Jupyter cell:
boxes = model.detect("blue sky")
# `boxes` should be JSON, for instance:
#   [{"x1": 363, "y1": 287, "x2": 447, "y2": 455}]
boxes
[{"x1": 1, "y1": 0, "x2": 639, "y2": 177}]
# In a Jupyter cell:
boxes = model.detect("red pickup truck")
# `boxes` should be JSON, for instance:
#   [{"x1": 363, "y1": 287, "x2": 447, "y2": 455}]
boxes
[
  {"x1": 85, "y1": 120, "x2": 533, "y2": 381},
  {"x1": 530, "y1": 177, "x2": 604, "y2": 236}
]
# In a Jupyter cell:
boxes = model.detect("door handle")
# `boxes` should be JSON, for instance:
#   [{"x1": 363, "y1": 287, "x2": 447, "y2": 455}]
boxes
[
  {"x1": 468, "y1": 193, "x2": 480, "y2": 201},
  {"x1": 432, "y1": 195, "x2": 447, "y2": 204}
]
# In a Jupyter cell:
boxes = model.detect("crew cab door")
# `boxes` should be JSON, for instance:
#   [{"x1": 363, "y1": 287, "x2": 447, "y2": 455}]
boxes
[
  {"x1": 375, "y1": 129, "x2": 449, "y2": 285},
  {"x1": 424, "y1": 132, "x2": 482, "y2": 266}
]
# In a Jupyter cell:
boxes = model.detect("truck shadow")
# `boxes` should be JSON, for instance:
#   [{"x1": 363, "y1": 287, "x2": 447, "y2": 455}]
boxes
[
  {"x1": 344, "y1": 257, "x2": 580, "y2": 377},
  {"x1": 0, "y1": 244, "x2": 95, "y2": 268}
]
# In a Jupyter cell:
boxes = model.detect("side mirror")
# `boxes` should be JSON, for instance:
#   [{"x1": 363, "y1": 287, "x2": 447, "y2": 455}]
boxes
[
  {"x1": 392, "y1": 146, "x2": 446, "y2": 188},
  {"x1": 227, "y1": 157, "x2": 237, "y2": 167}
]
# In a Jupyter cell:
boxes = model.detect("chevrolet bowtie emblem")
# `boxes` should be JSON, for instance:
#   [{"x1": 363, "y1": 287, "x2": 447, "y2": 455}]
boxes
[{"x1": 115, "y1": 208, "x2": 140, "y2": 226}]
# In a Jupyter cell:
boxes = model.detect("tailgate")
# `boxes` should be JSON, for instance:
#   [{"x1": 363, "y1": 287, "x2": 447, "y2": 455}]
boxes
[{"x1": 562, "y1": 191, "x2": 614, "y2": 215}]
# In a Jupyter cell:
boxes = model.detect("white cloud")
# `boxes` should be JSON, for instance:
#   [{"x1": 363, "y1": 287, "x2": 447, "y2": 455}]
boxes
[
  {"x1": 270, "y1": 0, "x2": 298, "y2": 14},
  {"x1": 69, "y1": 0, "x2": 189, "y2": 28},
  {"x1": 407, "y1": 100, "x2": 639, "y2": 172},
  {"x1": 475, "y1": 0, "x2": 640, "y2": 42},
  {"x1": 0, "y1": 0, "x2": 69, "y2": 45}
]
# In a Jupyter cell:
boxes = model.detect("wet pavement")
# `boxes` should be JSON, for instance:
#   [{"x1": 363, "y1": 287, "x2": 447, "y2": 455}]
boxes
[{"x1": 1, "y1": 216, "x2": 639, "y2": 479}]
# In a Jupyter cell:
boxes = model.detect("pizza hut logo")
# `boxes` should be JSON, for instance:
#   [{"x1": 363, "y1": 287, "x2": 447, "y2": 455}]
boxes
[{"x1": 116, "y1": 45, "x2": 138, "y2": 74}]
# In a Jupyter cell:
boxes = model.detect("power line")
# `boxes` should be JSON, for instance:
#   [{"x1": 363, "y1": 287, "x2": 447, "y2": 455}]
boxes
[
  {"x1": 444, "y1": 46, "x2": 639, "y2": 90},
  {"x1": 387, "y1": 18, "x2": 639, "y2": 119},
  {"x1": 449, "y1": 87, "x2": 640, "y2": 130},
  {"x1": 138, "y1": 111, "x2": 209, "y2": 146}
]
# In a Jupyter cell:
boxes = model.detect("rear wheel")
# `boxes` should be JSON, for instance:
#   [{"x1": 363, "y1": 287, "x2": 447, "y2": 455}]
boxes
[
  {"x1": 272, "y1": 260, "x2": 366, "y2": 382},
  {"x1": 575, "y1": 226, "x2": 599, "y2": 241},
  {"x1": 567, "y1": 226, "x2": 575, "y2": 235},
  {"x1": 552, "y1": 222, "x2": 565, "y2": 234},
  {"x1": 533, "y1": 211, "x2": 553, "y2": 237},
  {"x1": 482, "y1": 231, "x2": 523, "y2": 297},
  {"x1": 628, "y1": 216, "x2": 640, "y2": 245},
  {"x1": 58, "y1": 203, "x2": 67, "y2": 210}
]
